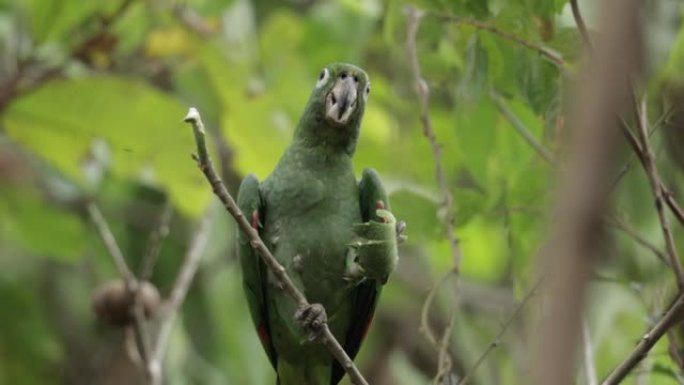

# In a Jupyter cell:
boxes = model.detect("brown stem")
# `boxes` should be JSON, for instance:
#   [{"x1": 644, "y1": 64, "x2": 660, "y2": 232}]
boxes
[
  {"x1": 534, "y1": 1, "x2": 642, "y2": 384},
  {"x1": 631, "y1": 94, "x2": 684, "y2": 288},
  {"x1": 601, "y1": 293, "x2": 684, "y2": 384},
  {"x1": 406, "y1": 8, "x2": 462, "y2": 384}
]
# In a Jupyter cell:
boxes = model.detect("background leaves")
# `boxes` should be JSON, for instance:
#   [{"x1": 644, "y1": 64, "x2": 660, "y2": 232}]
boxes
[{"x1": 1, "y1": 0, "x2": 684, "y2": 384}]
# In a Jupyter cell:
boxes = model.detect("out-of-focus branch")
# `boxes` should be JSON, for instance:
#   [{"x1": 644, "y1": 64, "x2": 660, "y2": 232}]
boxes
[
  {"x1": 87, "y1": 202, "x2": 152, "y2": 379},
  {"x1": 139, "y1": 202, "x2": 174, "y2": 281},
  {"x1": 183, "y1": 108, "x2": 369, "y2": 385},
  {"x1": 582, "y1": 319, "x2": 598, "y2": 385},
  {"x1": 533, "y1": 2, "x2": 642, "y2": 385},
  {"x1": 88, "y1": 202, "x2": 137, "y2": 290},
  {"x1": 458, "y1": 277, "x2": 543, "y2": 385},
  {"x1": 490, "y1": 91, "x2": 668, "y2": 266},
  {"x1": 172, "y1": 4, "x2": 214, "y2": 38},
  {"x1": 406, "y1": 7, "x2": 462, "y2": 383},
  {"x1": 149, "y1": 212, "x2": 212, "y2": 385},
  {"x1": 489, "y1": 90, "x2": 555, "y2": 163},
  {"x1": 429, "y1": 13, "x2": 565, "y2": 69}
]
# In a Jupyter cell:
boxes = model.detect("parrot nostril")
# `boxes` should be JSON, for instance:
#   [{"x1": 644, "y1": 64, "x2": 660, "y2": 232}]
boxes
[
  {"x1": 331, "y1": 93, "x2": 337, "y2": 105},
  {"x1": 340, "y1": 73, "x2": 347, "y2": 79},
  {"x1": 353, "y1": 75, "x2": 359, "y2": 83}
]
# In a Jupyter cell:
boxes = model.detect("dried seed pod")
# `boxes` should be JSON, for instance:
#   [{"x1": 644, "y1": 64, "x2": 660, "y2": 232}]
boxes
[{"x1": 92, "y1": 279, "x2": 161, "y2": 327}]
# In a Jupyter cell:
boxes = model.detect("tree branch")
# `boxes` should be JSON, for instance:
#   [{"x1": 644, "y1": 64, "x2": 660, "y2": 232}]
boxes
[
  {"x1": 429, "y1": 13, "x2": 565, "y2": 69},
  {"x1": 149, "y1": 211, "x2": 212, "y2": 385},
  {"x1": 139, "y1": 202, "x2": 173, "y2": 281},
  {"x1": 632, "y1": 94, "x2": 684, "y2": 288},
  {"x1": 406, "y1": 7, "x2": 462, "y2": 383},
  {"x1": 602, "y1": 292, "x2": 684, "y2": 384},
  {"x1": 489, "y1": 89, "x2": 556, "y2": 163},
  {"x1": 570, "y1": 0, "x2": 592, "y2": 49},
  {"x1": 458, "y1": 277, "x2": 543, "y2": 385},
  {"x1": 86, "y1": 202, "x2": 152, "y2": 379},
  {"x1": 183, "y1": 108, "x2": 369, "y2": 385}
]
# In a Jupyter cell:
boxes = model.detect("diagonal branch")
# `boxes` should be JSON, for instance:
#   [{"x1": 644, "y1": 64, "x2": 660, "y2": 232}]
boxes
[
  {"x1": 429, "y1": 13, "x2": 565, "y2": 68},
  {"x1": 86, "y1": 202, "x2": 152, "y2": 378},
  {"x1": 602, "y1": 292, "x2": 684, "y2": 384},
  {"x1": 458, "y1": 277, "x2": 543, "y2": 385},
  {"x1": 183, "y1": 108, "x2": 369, "y2": 385},
  {"x1": 149, "y1": 212, "x2": 212, "y2": 385},
  {"x1": 489, "y1": 90, "x2": 555, "y2": 163},
  {"x1": 139, "y1": 202, "x2": 174, "y2": 281}
]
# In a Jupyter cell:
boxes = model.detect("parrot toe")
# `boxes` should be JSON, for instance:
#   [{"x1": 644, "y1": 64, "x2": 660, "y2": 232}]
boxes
[
  {"x1": 295, "y1": 303, "x2": 328, "y2": 341},
  {"x1": 396, "y1": 220, "x2": 407, "y2": 244}
]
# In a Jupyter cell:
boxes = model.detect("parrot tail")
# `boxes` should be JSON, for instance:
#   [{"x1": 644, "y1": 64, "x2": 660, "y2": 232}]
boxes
[{"x1": 276, "y1": 360, "x2": 332, "y2": 385}]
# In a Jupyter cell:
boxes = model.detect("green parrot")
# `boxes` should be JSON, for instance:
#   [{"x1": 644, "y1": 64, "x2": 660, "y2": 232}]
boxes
[{"x1": 236, "y1": 63, "x2": 401, "y2": 385}]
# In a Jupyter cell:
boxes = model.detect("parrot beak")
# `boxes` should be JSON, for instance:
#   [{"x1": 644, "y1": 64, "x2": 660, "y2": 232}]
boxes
[{"x1": 325, "y1": 74, "x2": 358, "y2": 125}]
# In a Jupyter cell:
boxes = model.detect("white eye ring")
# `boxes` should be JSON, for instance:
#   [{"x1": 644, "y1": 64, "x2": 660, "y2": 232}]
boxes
[
  {"x1": 362, "y1": 83, "x2": 370, "y2": 102},
  {"x1": 316, "y1": 68, "x2": 329, "y2": 88}
]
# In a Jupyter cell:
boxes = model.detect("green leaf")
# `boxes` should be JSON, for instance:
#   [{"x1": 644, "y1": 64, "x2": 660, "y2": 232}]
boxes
[
  {"x1": 0, "y1": 186, "x2": 85, "y2": 262},
  {"x1": 3, "y1": 76, "x2": 211, "y2": 217}
]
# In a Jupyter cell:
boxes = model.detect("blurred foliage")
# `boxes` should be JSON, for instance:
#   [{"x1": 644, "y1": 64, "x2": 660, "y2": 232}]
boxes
[{"x1": 1, "y1": 0, "x2": 684, "y2": 384}]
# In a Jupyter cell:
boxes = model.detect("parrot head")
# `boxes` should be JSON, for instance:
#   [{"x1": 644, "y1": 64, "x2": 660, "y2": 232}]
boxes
[{"x1": 296, "y1": 63, "x2": 370, "y2": 154}]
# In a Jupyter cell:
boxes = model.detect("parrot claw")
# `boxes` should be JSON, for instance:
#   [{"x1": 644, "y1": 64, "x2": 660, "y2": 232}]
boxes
[
  {"x1": 396, "y1": 220, "x2": 407, "y2": 244},
  {"x1": 295, "y1": 303, "x2": 328, "y2": 341}
]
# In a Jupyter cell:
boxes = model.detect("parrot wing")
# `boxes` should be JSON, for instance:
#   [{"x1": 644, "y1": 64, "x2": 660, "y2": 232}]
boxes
[
  {"x1": 330, "y1": 168, "x2": 390, "y2": 385},
  {"x1": 237, "y1": 173, "x2": 278, "y2": 369}
]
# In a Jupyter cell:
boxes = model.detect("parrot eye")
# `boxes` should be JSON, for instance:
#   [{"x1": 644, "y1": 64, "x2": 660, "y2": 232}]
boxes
[
  {"x1": 363, "y1": 83, "x2": 370, "y2": 102},
  {"x1": 316, "y1": 68, "x2": 330, "y2": 88}
]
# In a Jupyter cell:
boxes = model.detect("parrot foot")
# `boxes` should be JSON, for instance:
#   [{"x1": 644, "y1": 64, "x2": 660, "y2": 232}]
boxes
[{"x1": 295, "y1": 303, "x2": 328, "y2": 342}]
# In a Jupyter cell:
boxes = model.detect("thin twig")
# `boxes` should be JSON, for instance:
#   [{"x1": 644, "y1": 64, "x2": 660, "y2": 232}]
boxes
[
  {"x1": 429, "y1": 13, "x2": 565, "y2": 68},
  {"x1": 489, "y1": 90, "x2": 555, "y2": 163},
  {"x1": 149, "y1": 211, "x2": 212, "y2": 385},
  {"x1": 458, "y1": 277, "x2": 543, "y2": 385},
  {"x1": 619, "y1": 117, "x2": 684, "y2": 228},
  {"x1": 489, "y1": 91, "x2": 669, "y2": 267},
  {"x1": 183, "y1": 108, "x2": 369, "y2": 385},
  {"x1": 172, "y1": 4, "x2": 214, "y2": 38},
  {"x1": 87, "y1": 202, "x2": 152, "y2": 379},
  {"x1": 139, "y1": 202, "x2": 174, "y2": 281},
  {"x1": 406, "y1": 7, "x2": 462, "y2": 384},
  {"x1": 632, "y1": 94, "x2": 684, "y2": 289},
  {"x1": 605, "y1": 216, "x2": 668, "y2": 266},
  {"x1": 610, "y1": 106, "x2": 673, "y2": 189},
  {"x1": 582, "y1": 318, "x2": 598, "y2": 385},
  {"x1": 570, "y1": 0, "x2": 592, "y2": 49},
  {"x1": 87, "y1": 202, "x2": 137, "y2": 290},
  {"x1": 601, "y1": 292, "x2": 684, "y2": 384}
]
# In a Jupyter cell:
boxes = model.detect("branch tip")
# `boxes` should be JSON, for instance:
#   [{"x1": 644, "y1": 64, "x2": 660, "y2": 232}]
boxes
[{"x1": 184, "y1": 107, "x2": 201, "y2": 124}]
